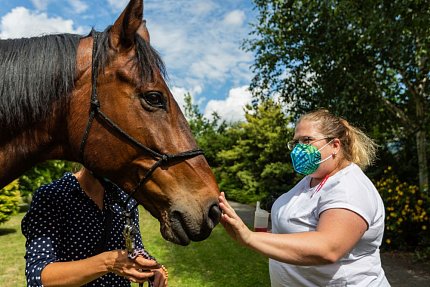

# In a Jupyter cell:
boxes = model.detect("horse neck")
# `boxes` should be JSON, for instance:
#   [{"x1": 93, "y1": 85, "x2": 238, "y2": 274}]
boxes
[{"x1": 0, "y1": 103, "x2": 69, "y2": 188}]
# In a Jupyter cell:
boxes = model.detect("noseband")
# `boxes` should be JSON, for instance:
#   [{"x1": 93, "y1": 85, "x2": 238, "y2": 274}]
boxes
[{"x1": 79, "y1": 30, "x2": 203, "y2": 209}]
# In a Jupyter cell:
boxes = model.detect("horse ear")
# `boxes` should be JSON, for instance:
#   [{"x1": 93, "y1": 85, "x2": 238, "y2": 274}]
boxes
[
  {"x1": 137, "y1": 20, "x2": 150, "y2": 43},
  {"x1": 110, "y1": 0, "x2": 144, "y2": 50}
]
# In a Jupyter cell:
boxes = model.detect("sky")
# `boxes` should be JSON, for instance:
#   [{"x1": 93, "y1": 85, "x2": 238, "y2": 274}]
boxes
[{"x1": 0, "y1": 0, "x2": 257, "y2": 122}]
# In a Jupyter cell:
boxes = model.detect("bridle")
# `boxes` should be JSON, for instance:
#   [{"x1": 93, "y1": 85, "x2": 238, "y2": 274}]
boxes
[{"x1": 79, "y1": 30, "x2": 204, "y2": 211}]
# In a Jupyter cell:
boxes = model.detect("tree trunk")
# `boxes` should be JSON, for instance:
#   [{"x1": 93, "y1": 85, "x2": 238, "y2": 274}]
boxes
[
  {"x1": 416, "y1": 100, "x2": 429, "y2": 195},
  {"x1": 416, "y1": 130, "x2": 428, "y2": 194}
]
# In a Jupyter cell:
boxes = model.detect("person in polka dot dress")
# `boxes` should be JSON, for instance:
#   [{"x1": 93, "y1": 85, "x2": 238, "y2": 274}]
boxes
[{"x1": 21, "y1": 167, "x2": 168, "y2": 286}]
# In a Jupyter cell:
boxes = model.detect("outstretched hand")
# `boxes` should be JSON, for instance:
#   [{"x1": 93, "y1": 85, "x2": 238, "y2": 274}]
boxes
[{"x1": 218, "y1": 192, "x2": 253, "y2": 246}]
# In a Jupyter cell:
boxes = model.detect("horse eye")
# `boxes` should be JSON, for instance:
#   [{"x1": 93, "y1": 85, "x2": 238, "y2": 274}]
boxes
[{"x1": 142, "y1": 92, "x2": 165, "y2": 108}]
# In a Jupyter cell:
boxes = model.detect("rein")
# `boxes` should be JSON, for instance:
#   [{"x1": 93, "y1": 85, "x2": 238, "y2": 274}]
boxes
[{"x1": 79, "y1": 30, "x2": 204, "y2": 211}]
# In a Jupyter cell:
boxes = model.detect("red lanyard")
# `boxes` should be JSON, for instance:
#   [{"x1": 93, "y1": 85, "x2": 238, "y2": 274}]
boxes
[{"x1": 311, "y1": 174, "x2": 329, "y2": 198}]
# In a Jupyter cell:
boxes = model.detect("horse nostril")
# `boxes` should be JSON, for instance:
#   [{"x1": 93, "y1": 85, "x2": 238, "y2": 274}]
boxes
[{"x1": 208, "y1": 204, "x2": 221, "y2": 228}]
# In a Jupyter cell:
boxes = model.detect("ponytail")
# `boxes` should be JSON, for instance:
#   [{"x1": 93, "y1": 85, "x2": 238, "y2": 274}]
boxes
[
  {"x1": 299, "y1": 109, "x2": 377, "y2": 170},
  {"x1": 340, "y1": 119, "x2": 377, "y2": 169}
]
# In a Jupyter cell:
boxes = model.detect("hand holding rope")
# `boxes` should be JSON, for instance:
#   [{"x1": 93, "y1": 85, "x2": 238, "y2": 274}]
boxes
[{"x1": 123, "y1": 211, "x2": 168, "y2": 287}]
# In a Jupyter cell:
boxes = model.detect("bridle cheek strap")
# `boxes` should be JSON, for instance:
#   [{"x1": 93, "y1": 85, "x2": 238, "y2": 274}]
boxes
[{"x1": 79, "y1": 29, "x2": 204, "y2": 211}]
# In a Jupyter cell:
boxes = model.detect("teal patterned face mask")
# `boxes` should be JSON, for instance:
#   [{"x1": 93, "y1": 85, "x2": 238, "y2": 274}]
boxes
[{"x1": 290, "y1": 141, "x2": 333, "y2": 175}]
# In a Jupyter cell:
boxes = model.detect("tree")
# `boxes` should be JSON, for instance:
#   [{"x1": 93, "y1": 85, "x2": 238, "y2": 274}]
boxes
[
  {"x1": 246, "y1": 0, "x2": 430, "y2": 193},
  {"x1": 18, "y1": 160, "x2": 77, "y2": 197},
  {"x1": 0, "y1": 160, "x2": 77, "y2": 224},
  {"x1": 182, "y1": 93, "x2": 237, "y2": 172},
  {"x1": 0, "y1": 179, "x2": 20, "y2": 224},
  {"x1": 216, "y1": 99, "x2": 299, "y2": 208}
]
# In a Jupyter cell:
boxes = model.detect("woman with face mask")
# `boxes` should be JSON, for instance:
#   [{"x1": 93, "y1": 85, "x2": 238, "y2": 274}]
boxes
[{"x1": 219, "y1": 109, "x2": 390, "y2": 287}]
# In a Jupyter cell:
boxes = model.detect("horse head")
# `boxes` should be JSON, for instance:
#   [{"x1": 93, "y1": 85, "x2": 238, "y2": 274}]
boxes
[{"x1": 68, "y1": 0, "x2": 221, "y2": 245}]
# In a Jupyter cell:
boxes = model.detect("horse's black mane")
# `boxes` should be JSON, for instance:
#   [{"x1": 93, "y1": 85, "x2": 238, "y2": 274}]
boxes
[
  {"x1": 0, "y1": 33, "x2": 80, "y2": 136},
  {"x1": 0, "y1": 27, "x2": 166, "y2": 138}
]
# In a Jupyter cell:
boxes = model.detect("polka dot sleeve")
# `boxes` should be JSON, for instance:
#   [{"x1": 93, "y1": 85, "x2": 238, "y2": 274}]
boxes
[{"x1": 21, "y1": 184, "x2": 62, "y2": 287}]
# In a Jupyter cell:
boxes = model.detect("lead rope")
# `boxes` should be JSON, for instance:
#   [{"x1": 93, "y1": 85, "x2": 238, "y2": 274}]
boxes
[
  {"x1": 101, "y1": 178, "x2": 163, "y2": 287},
  {"x1": 122, "y1": 210, "x2": 157, "y2": 287},
  {"x1": 122, "y1": 206, "x2": 168, "y2": 286}
]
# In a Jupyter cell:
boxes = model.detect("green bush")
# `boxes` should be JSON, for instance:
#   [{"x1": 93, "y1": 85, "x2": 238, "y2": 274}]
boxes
[
  {"x1": 216, "y1": 100, "x2": 299, "y2": 208},
  {"x1": 376, "y1": 166, "x2": 429, "y2": 251},
  {"x1": 0, "y1": 180, "x2": 20, "y2": 224},
  {"x1": 19, "y1": 160, "x2": 77, "y2": 196}
]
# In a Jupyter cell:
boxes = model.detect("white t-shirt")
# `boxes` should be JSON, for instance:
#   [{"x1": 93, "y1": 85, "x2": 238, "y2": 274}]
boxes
[{"x1": 269, "y1": 163, "x2": 390, "y2": 287}]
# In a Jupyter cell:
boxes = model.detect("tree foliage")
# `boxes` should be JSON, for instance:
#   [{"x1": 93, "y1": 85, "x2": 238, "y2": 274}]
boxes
[
  {"x1": 18, "y1": 160, "x2": 77, "y2": 197},
  {"x1": 216, "y1": 99, "x2": 299, "y2": 208},
  {"x1": 376, "y1": 166, "x2": 429, "y2": 250},
  {"x1": 183, "y1": 94, "x2": 298, "y2": 208},
  {"x1": 183, "y1": 93, "x2": 237, "y2": 170},
  {"x1": 0, "y1": 179, "x2": 20, "y2": 224},
  {"x1": 0, "y1": 160, "x2": 76, "y2": 224},
  {"x1": 246, "y1": 0, "x2": 430, "y2": 192}
]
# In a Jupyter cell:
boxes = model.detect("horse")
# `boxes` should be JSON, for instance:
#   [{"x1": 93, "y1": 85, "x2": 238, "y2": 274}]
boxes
[{"x1": 0, "y1": 0, "x2": 221, "y2": 246}]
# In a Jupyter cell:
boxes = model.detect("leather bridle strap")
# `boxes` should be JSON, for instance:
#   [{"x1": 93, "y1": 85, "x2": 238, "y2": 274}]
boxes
[
  {"x1": 79, "y1": 29, "x2": 204, "y2": 207},
  {"x1": 79, "y1": 30, "x2": 101, "y2": 163}
]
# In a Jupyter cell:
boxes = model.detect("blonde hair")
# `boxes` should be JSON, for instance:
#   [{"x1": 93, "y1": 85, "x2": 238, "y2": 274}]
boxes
[{"x1": 298, "y1": 109, "x2": 378, "y2": 170}]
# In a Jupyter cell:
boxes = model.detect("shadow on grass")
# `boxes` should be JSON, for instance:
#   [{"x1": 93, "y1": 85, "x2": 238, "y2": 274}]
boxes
[{"x1": 0, "y1": 228, "x2": 17, "y2": 236}]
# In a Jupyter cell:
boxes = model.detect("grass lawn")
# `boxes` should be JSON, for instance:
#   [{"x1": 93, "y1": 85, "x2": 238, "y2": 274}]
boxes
[
  {"x1": 0, "y1": 212, "x2": 26, "y2": 287},
  {"x1": 0, "y1": 208, "x2": 270, "y2": 287}
]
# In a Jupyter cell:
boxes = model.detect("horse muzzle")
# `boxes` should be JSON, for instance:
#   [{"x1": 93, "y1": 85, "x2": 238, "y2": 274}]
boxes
[{"x1": 163, "y1": 202, "x2": 221, "y2": 246}]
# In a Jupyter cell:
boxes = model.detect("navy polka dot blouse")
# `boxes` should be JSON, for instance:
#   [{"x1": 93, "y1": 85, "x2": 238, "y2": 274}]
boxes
[{"x1": 21, "y1": 172, "x2": 147, "y2": 287}]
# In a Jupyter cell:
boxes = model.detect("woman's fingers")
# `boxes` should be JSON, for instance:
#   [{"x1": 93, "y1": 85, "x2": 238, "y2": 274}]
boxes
[
  {"x1": 127, "y1": 267, "x2": 169, "y2": 286},
  {"x1": 108, "y1": 250, "x2": 160, "y2": 283},
  {"x1": 219, "y1": 192, "x2": 232, "y2": 209},
  {"x1": 132, "y1": 257, "x2": 167, "y2": 286},
  {"x1": 126, "y1": 268, "x2": 155, "y2": 282},
  {"x1": 124, "y1": 266, "x2": 154, "y2": 277},
  {"x1": 218, "y1": 192, "x2": 246, "y2": 227},
  {"x1": 218, "y1": 192, "x2": 237, "y2": 217},
  {"x1": 219, "y1": 202, "x2": 240, "y2": 223},
  {"x1": 152, "y1": 268, "x2": 168, "y2": 287},
  {"x1": 134, "y1": 256, "x2": 160, "y2": 269},
  {"x1": 153, "y1": 273, "x2": 160, "y2": 286},
  {"x1": 220, "y1": 203, "x2": 235, "y2": 217}
]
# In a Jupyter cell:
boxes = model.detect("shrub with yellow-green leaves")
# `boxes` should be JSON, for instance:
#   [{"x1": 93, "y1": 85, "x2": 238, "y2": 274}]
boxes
[
  {"x1": 0, "y1": 179, "x2": 21, "y2": 224},
  {"x1": 375, "y1": 166, "x2": 429, "y2": 250}
]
